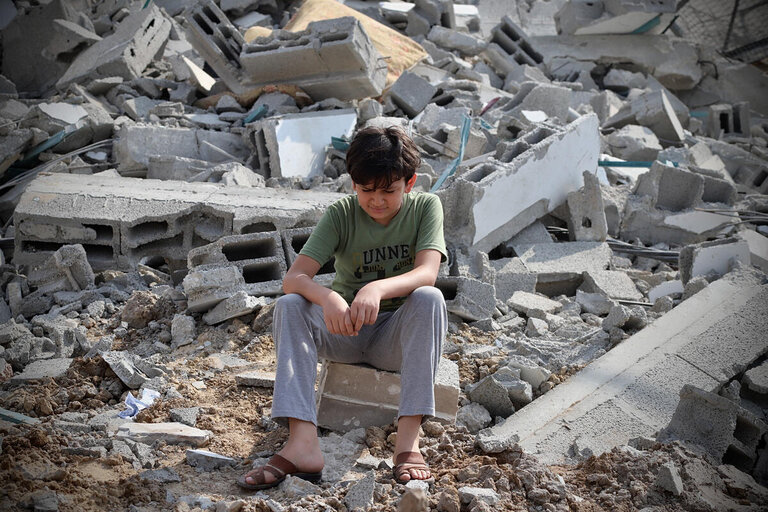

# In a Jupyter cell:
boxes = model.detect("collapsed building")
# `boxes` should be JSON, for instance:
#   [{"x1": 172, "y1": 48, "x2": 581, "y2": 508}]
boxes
[{"x1": 0, "y1": 0, "x2": 767, "y2": 510}]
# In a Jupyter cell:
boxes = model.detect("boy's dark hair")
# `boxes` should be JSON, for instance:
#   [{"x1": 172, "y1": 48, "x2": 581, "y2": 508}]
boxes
[{"x1": 346, "y1": 125, "x2": 421, "y2": 189}]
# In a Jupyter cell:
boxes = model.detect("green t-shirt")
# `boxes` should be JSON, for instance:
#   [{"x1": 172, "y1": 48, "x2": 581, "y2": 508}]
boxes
[{"x1": 300, "y1": 191, "x2": 447, "y2": 310}]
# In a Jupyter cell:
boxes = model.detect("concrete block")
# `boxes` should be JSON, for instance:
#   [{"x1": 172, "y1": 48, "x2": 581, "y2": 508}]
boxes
[
  {"x1": 183, "y1": 266, "x2": 246, "y2": 313},
  {"x1": 240, "y1": 17, "x2": 386, "y2": 100},
  {"x1": 281, "y1": 227, "x2": 335, "y2": 288},
  {"x1": 14, "y1": 173, "x2": 343, "y2": 273},
  {"x1": 315, "y1": 357, "x2": 459, "y2": 432},
  {"x1": 27, "y1": 244, "x2": 95, "y2": 295},
  {"x1": 466, "y1": 373, "x2": 515, "y2": 418},
  {"x1": 678, "y1": 238, "x2": 751, "y2": 284},
  {"x1": 434, "y1": 276, "x2": 496, "y2": 322},
  {"x1": 634, "y1": 161, "x2": 704, "y2": 212},
  {"x1": 604, "y1": 90, "x2": 684, "y2": 143},
  {"x1": 114, "y1": 123, "x2": 250, "y2": 173},
  {"x1": 10, "y1": 358, "x2": 73, "y2": 382},
  {"x1": 581, "y1": 270, "x2": 642, "y2": 301},
  {"x1": 707, "y1": 102, "x2": 751, "y2": 141},
  {"x1": 605, "y1": 125, "x2": 661, "y2": 162},
  {"x1": 736, "y1": 229, "x2": 768, "y2": 273},
  {"x1": 658, "y1": 385, "x2": 767, "y2": 470},
  {"x1": 566, "y1": 171, "x2": 608, "y2": 242},
  {"x1": 202, "y1": 291, "x2": 271, "y2": 325},
  {"x1": 235, "y1": 369, "x2": 276, "y2": 388},
  {"x1": 489, "y1": 257, "x2": 537, "y2": 302},
  {"x1": 389, "y1": 71, "x2": 438, "y2": 118},
  {"x1": 507, "y1": 291, "x2": 561, "y2": 316},
  {"x1": 484, "y1": 16, "x2": 543, "y2": 77},
  {"x1": 187, "y1": 231, "x2": 287, "y2": 298},
  {"x1": 437, "y1": 115, "x2": 600, "y2": 253},
  {"x1": 56, "y1": 5, "x2": 171, "y2": 90},
  {"x1": 244, "y1": 109, "x2": 357, "y2": 178},
  {"x1": 427, "y1": 26, "x2": 486, "y2": 56}
]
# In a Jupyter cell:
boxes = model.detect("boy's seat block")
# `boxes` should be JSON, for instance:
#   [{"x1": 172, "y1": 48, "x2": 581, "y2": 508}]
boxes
[{"x1": 315, "y1": 357, "x2": 459, "y2": 432}]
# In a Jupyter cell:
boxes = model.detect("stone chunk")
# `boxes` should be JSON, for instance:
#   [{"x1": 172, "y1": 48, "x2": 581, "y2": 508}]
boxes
[
  {"x1": 389, "y1": 71, "x2": 437, "y2": 118},
  {"x1": 235, "y1": 370, "x2": 276, "y2": 388},
  {"x1": 566, "y1": 171, "x2": 608, "y2": 242},
  {"x1": 655, "y1": 462, "x2": 684, "y2": 495},
  {"x1": 170, "y1": 407, "x2": 200, "y2": 427},
  {"x1": 118, "y1": 422, "x2": 213, "y2": 447},
  {"x1": 202, "y1": 291, "x2": 270, "y2": 325},
  {"x1": 456, "y1": 403, "x2": 492, "y2": 433},
  {"x1": 743, "y1": 361, "x2": 768, "y2": 395},
  {"x1": 56, "y1": 5, "x2": 171, "y2": 89},
  {"x1": 10, "y1": 358, "x2": 72, "y2": 382},
  {"x1": 581, "y1": 271, "x2": 642, "y2": 301},
  {"x1": 678, "y1": 238, "x2": 751, "y2": 285},
  {"x1": 605, "y1": 125, "x2": 662, "y2": 161},
  {"x1": 345, "y1": 470, "x2": 375, "y2": 511},
  {"x1": 458, "y1": 487, "x2": 499, "y2": 506},
  {"x1": 427, "y1": 26, "x2": 486, "y2": 56},
  {"x1": 171, "y1": 314, "x2": 196, "y2": 348},
  {"x1": 508, "y1": 291, "x2": 562, "y2": 316},
  {"x1": 28, "y1": 244, "x2": 95, "y2": 295},
  {"x1": 186, "y1": 449, "x2": 236, "y2": 471}
]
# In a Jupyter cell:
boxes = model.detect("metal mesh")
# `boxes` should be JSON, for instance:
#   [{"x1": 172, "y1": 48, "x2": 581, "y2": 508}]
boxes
[{"x1": 675, "y1": 0, "x2": 768, "y2": 63}]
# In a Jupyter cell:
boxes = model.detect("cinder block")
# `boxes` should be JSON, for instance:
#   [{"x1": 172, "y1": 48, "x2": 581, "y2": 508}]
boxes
[
  {"x1": 678, "y1": 238, "x2": 751, "y2": 284},
  {"x1": 707, "y1": 102, "x2": 751, "y2": 141},
  {"x1": 240, "y1": 17, "x2": 386, "y2": 101},
  {"x1": 389, "y1": 71, "x2": 438, "y2": 118},
  {"x1": 243, "y1": 109, "x2": 357, "y2": 178},
  {"x1": 634, "y1": 161, "x2": 704, "y2": 212},
  {"x1": 483, "y1": 16, "x2": 543, "y2": 77},
  {"x1": 316, "y1": 357, "x2": 459, "y2": 432},
  {"x1": 188, "y1": 231, "x2": 287, "y2": 297},
  {"x1": 114, "y1": 123, "x2": 250, "y2": 174},
  {"x1": 56, "y1": 5, "x2": 171, "y2": 90},
  {"x1": 14, "y1": 173, "x2": 344, "y2": 273},
  {"x1": 281, "y1": 227, "x2": 335, "y2": 288},
  {"x1": 183, "y1": 0, "x2": 247, "y2": 94},
  {"x1": 28, "y1": 244, "x2": 94, "y2": 296},
  {"x1": 566, "y1": 171, "x2": 608, "y2": 242},
  {"x1": 437, "y1": 115, "x2": 600, "y2": 253}
]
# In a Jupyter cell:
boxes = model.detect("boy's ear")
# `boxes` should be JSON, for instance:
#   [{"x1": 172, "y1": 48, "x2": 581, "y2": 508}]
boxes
[{"x1": 404, "y1": 174, "x2": 417, "y2": 192}]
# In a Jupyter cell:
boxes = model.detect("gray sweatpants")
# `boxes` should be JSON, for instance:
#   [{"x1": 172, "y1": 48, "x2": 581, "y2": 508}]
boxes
[{"x1": 271, "y1": 286, "x2": 447, "y2": 426}]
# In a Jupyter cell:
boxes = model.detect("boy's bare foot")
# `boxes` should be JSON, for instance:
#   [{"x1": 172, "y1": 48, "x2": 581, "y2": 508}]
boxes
[{"x1": 392, "y1": 415, "x2": 432, "y2": 482}]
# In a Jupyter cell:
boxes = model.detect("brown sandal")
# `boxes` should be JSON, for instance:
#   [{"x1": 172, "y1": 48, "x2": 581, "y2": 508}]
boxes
[
  {"x1": 393, "y1": 451, "x2": 434, "y2": 484},
  {"x1": 236, "y1": 454, "x2": 322, "y2": 491}
]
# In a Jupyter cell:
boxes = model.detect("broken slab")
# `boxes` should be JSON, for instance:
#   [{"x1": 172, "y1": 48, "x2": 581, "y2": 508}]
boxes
[
  {"x1": 604, "y1": 90, "x2": 685, "y2": 143},
  {"x1": 202, "y1": 292, "x2": 271, "y2": 325},
  {"x1": 117, "y1": 422, "x2": 213, "y2": 447},
  {"x1": 316, "y1": 357, "x2": 459, "y2": 432},
  {"x1": 434, "y1": 276, "x2": 496, "y2": 322},
  {"x1": 14, "y1": 173, "x2": 343, "y2": 272},
  {"x1": 736, "y1": 229, "x2": 768, "y2": 273},
  {"x1": 10, "y1": 358, "x2": 73, "y2": 382},
  {"x1": 533, "y1": 34, "x2": 702, "y2": 90},
  {"x1": 27, "y1": 244, "x2": 95, "y2": 295},
  {"x1": 114, "y1": 123, "x2": 250, "y2": 174},
  {"x1": 437, "y1": 114, "x2": 600, "y2": 253},
  {"x1": 240, "y1": 17, "x2": 386, "y2": 100},
  {"x1": 566, "y1": 171, "x2": 608, "y2": 242},
  {"x1": 581, "y1": 270, "x2": 642, "y2": 301},
  {"x1": 477, "y1": 272, "x2": 768, "y2": 463},
  {"x1": 678, "y1": 238, "x2": 751, "y2": 284},
  {"x1": 507, "y1": 291, "x2": 561, "y2": 316},
  {"x1": 244, "y1": 109, "x2": 357, "y2": 178},
  {"x1": 56, "y1": 5, "x2": 171, "y2": 90}
]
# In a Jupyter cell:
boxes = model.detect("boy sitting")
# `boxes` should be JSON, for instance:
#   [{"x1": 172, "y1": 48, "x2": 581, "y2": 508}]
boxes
[{"x1": 237, "y1": 125, "x2": 448, "y2": 490}]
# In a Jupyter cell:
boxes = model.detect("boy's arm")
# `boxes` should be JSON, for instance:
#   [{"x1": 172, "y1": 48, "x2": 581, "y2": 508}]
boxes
[
  {"x1": 283, "y1": 254, "x2": 358, "y2": 336},
  {"x1": 349, "y1": 249, "x2": 442, "y2": 330}
]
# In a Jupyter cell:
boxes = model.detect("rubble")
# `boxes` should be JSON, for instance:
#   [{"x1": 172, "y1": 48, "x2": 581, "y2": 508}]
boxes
[{"x1": 1, "y1": 0, "x2": 768, "y2": 510}]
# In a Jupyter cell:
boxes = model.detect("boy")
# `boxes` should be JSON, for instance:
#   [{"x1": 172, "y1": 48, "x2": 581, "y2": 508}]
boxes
[{"x1": 237, "y1": 125, "x2": 448, "y2": 490}]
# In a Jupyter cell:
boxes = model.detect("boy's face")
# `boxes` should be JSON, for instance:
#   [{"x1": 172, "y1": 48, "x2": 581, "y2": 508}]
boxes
[{"x1": 352, "y1": 175, "x2": 417, "y2": 226}]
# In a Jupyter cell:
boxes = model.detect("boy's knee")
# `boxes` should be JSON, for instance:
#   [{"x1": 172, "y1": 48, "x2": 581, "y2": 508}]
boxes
[
  {"x1": 275, "y1": 293, "x2": 309, "y2": 312},
  {"x1": 410, "y1": 286, "x2": 445, "y2": 307}
]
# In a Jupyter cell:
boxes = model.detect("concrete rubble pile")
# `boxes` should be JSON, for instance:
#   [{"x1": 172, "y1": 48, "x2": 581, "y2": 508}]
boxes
[{"x1": 1, "y1": 0, "x2": 767, "y2": 510}]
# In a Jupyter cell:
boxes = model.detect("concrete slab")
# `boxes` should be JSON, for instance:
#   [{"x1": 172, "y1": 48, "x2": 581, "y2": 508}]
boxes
[
  {"x1": 244, "y1": 109, "x2": 357, "y2": 179},
  {"x1": 581, "y1": 270, "x2": 642, "y2": 301},
  {"x1": 10, "y1": 358, "x2": 73, "y2": 382},
  {"x1": 679, "y1": 238, "x2": 751, "y2": 284},
  {"x1": 477, "y1": 273, "x2": 768, "y2": 464},
  {"x1": 437, "y1": 114, "x2": 600, "y2": 252},
  {"x1": 14, "y1": 173, "x2": 343, "y2": 272},
  {"x1": 316, "y1": 358, "x2": 459, "y2": 432},
  {"x1": 117, "y1": 422, "x2": 213, "y2": 447},
  {"x1": 56, "y1": 5, "x2": 171, "y2": 90}
]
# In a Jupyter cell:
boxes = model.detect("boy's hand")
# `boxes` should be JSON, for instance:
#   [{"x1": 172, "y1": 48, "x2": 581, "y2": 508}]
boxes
[
  {"x1": 322, "y1": 292, "x2": 358, "y2": 336},
  {"x1": 350, "y1": 282, "x2": 382, "y2": 332}
]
